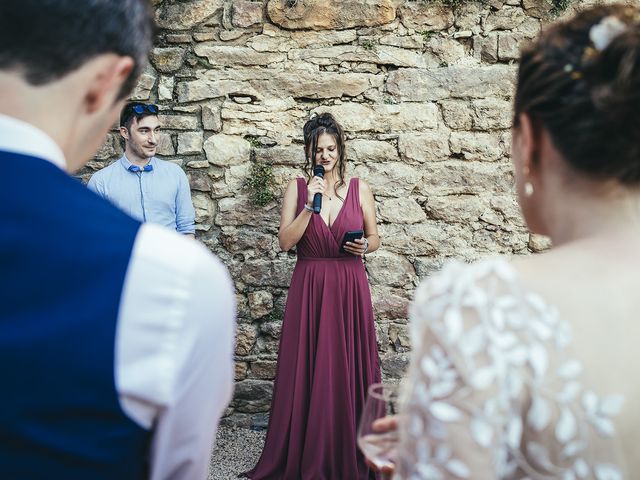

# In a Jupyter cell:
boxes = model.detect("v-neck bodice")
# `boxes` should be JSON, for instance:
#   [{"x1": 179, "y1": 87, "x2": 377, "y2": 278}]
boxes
[{"x1": 296, "y1": 177, "x2": 364, "y2": 259}]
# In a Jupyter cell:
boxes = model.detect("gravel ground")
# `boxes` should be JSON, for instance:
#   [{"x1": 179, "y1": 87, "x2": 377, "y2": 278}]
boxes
[{"x1": 208, "y1": 426, "x2": 266, "y2": 480}]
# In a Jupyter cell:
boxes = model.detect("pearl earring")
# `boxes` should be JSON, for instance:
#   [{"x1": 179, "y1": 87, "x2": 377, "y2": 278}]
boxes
[{"x1": 524, "y1": 182, "x2": 534, "y2": 197}]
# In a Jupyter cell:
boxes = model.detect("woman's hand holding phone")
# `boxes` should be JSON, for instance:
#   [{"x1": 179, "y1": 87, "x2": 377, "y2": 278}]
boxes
[{"x1": 342, "y1": 230, "x2": 366, "y2": 256}]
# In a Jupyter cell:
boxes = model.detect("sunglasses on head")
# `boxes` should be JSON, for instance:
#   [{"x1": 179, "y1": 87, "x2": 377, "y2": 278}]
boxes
[{"x1": 131, "y1": 104, "x2": 158, "y2": 114}]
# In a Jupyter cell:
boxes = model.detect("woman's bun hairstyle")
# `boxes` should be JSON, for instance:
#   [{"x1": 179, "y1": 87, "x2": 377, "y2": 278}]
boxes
[
  {"x1": 515, "y1": 4, "x2": 640, "y2": 184},
  {"x1": 302, "y1": 112, "x2": 347, "y2": 196}
]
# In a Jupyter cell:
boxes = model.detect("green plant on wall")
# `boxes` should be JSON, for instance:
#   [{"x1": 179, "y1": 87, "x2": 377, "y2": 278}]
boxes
[
  {"x1": 245, "y1": 162, "x2": 277, "y2": 207},
  {"x1": 361, "y1": 39, "x2": 376, "y2": 51},
  {"x1": 551, "y1": 0, "x2": 572, "y2": 15}
]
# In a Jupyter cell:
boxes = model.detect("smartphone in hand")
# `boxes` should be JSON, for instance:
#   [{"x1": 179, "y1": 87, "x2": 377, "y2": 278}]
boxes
[{"x1": 341, "y1": 230, "x2": 364, "y2": 253}]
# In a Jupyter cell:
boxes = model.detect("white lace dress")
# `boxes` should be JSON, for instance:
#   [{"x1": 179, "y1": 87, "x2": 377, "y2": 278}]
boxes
[{"x1": 396, "y1": 258, "x2": 626, "y2": 480}]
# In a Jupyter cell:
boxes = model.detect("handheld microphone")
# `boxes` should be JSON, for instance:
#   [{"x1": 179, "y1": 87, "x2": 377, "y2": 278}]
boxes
[{"x1": 312, "y1": 165, "x2": 325, "y2": 214}]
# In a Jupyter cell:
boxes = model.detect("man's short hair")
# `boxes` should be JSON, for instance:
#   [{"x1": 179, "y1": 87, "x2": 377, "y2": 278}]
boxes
[
  {"x1": 120, "y1": 103, "x2": 159, "y2": 131},
  {"x1": 0, "y1": 0, "x2": 155, "y2": 99}
]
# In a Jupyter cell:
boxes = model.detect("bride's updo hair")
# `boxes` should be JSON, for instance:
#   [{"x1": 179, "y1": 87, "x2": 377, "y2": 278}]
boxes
[
  {"x1": 302, "y1": 112, "x2": 347, "y2": 198},
  {"x1": 514, "y1": 4, "x2": 640, "y2": 184}
]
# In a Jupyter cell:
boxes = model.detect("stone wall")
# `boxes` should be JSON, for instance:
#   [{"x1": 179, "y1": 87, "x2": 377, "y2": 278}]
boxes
[{"x1": 79, "y1": 0, "x2": 578, "y2": 428}]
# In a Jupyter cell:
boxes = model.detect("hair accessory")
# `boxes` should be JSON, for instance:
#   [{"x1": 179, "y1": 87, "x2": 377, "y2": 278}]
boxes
[{"x1": 589, "y1": 15, "x2": 627, "y2": 51}]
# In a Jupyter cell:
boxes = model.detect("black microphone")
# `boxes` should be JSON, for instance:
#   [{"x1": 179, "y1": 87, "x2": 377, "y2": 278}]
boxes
[{"x1": 312, "y1": 165, "x2": 325, "y2": 214}]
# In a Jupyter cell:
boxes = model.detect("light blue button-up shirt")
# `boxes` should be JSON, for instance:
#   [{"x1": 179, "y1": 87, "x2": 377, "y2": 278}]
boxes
[{"x1": 88, "y1": 156, "x2": 196, "y2": 234}]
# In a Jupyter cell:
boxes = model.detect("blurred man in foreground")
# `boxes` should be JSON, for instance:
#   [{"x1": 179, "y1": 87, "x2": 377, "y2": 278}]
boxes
[{"x1": 0, "y1": 1, "x2": 235, "y2": 479}]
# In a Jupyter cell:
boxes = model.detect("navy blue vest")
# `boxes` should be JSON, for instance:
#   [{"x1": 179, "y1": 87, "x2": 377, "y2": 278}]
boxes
[{"x1": 0, "y1": 151, "x2": 151, "y2": 478}]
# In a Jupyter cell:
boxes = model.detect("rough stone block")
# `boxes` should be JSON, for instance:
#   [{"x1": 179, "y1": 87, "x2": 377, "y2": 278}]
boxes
[
  {"x1": 235, "y1": 362, "x2": 248, "y2": 381},
  {"x1": 379, "y1": 33, "x2": 424, "y2": 50},
  {"x1": 398, "y1": 132, "x2": 451, "y2": 163},
  {"x1": 177, "y1": 132, "x2": 204, "y2": 155},
  {"x1": 156, "y1": 0, "x2": 223, "y2": 30},
  {"x1": 216, "y1": 195, "x2": 280, "y2": 228},
  {"x1": 352, "y1": 162, "x2": 422, "y2": 197},
  {"x1": 255, "y1": 145, "x2": 304, "y2": 166},
  {"x1": 347, "y1": 139, "x2": 397, "y2": 164},
  {"x1": 220, "y1": 227, "x2": 276, "y2": 255},
  {"x1": 426, "y1": 194, "x2": 489, "y2": 224},
  {"x1": 378, "y1": 197, "x2": 426, "y2": 225},
  {"x1": 236, "y1": 324, "x2": 258, "y2": 355},
  {"x1": 221, "y1": 97, "x2": 305, "y2": 146},
  {"x1": 371, "y1": 286, "x2": 410, "y2": 321},
  {"x1": 156, "y1": 132, "x2": 175, "y2": 156},
  {"x1": 291, "y1": 29, "x2": 358, "y2": 48},
  {"x1": 267, "y1": 0, "x2": 397, "y2": 31},
  {"x1": 529, "y1": 233, "x2": 552, "y2": 252},
  {"x1": 202, "y1": 103, "x2": 223, "y2": 132},
  {"x1": 289, "y1": 45, "x2": 427, "y2": 68},
  {"x1": 232, "y1": 1, "x2": 264, "y2": 28},
  {"x1": 366, "y1": 250, "x2": 416, "y2": 287},
  {"x1": 498, "y1": 33, "x2": 524, "y2": 61},
  {"x1": 94, "y1": 134, "x2": 121, "y2": 160},
  {"x1": 195, "y1": 44, "x2": 286, "y2": 66},
  {"x1": 398, "y1": 3, "x2": 454, "y2": 31},
  {"x1": 416, "y1": 160, "x2": 514, "y2": 196},
  {"x1": 233, "y1": 380, "x2": 273, "y2": 413},
  {"x1": 177, "y1": 69, "x2": 382, "y2": 103},
  {"x1": 191, "y1": 192, "x2": 214, "y2": 224},
  {"x1": 205, "y1": 134, "x2": 251, "y2": 167},
  {"x1": 159, "y1": 115, "x2": 198, "y2": 131},
  {"x1": 186, "y1": 170, "x2": 212, "y2": 192},
  {"x1": 455, "y1": 2, "x2": 490, "y2": 30},
  {"x1": 522, "y1": 0, "x2": 553, "y2": 19},
  {"x1": 151, "y1": 47, "x2": 185, "y2": 73},
  {"x1": 314, "y1": 103, "x2": 439, "y2": 133},
  {"x1": 387, "y1": 65, "x2": 516, "y2": 102},
  {"x1": 450, "y1": 131, "x2": 504, "y2": 161},
  {"x1": 388, "y1": 323, "x2": 411, "y2": 353},
  {"x1": 474, "y1": 33, "x2": 499, "y2": 63},
  {"x1": 158, "y1": 76, "x2": 174, "y2": 102},
  {"x1": 380, "y1": 353, "x2": 410, "y2": 379},
  {"x1": 130, "y1": 68, "x2": 156, "y2": 101},
  {"x1": 250, "y1": 361, "x2": 277, "y2": 380},
  {"x1": 248, "y1": 290, "x2": 274, "y2": 319},
  {"x1": 440, "y1": 100, "x2": 473, "y2": 130},
  {"x1": 414, "y1": 257, "x2": 446, "y2": 279},
  {"x1": 239, "y1": 259, "x2": 295, "y2": 288},
  {"x1": 484, "y1": 6, "x2": 527, "y2": 32},
  {"x1": 219, "y1": 30, "x2": 246, "y2": 41}
]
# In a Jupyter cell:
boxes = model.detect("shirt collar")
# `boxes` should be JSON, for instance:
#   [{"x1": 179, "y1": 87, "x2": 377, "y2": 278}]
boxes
[{"x1": 0, "y1": 113, "x2": 67, "y2": 170}]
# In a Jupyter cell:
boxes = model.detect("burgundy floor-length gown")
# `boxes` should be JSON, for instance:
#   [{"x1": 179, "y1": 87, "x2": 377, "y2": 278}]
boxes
[{"x1": 247, "y1": 177, "x2": 381, "y2": 480}]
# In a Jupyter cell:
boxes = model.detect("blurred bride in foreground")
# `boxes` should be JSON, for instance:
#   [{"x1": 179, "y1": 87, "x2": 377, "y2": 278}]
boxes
[{"x1": 381, "y1": 4, "x2": 640, "y2": 479}]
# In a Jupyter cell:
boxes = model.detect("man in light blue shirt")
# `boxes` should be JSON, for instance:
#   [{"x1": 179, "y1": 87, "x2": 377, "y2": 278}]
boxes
[{"x1": 88, "y1": 103, "x2": 196, "y2": 235}]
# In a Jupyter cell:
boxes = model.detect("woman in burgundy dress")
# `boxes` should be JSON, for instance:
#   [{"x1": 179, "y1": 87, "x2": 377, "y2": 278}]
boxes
[{"x1": 247, "y1": 113, "x2": 381, "y2": 479}]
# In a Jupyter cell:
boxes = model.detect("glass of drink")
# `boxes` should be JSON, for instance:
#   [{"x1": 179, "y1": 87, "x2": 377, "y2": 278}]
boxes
[{"x1": 357, "y1": 382, "x2": 399, "y2": 479}]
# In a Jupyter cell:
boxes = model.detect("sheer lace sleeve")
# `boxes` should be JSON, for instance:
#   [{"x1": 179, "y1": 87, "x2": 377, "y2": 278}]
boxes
[{"x1": 395, "y1": 258, "x2": 625, "y2": 480}]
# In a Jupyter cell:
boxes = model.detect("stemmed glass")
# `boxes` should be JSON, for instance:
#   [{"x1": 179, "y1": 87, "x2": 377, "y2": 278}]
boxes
[{"x1": 357, "y1": 382, "x2": 400, "y2": 479}]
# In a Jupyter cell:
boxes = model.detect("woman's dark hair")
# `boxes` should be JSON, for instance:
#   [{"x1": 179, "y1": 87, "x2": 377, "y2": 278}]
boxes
[
  {"x1": 303, "y1": 113, "x2": 347, "y2": 200},
  {"x1": 514, "y1": 4, "x2": 640, "y2": 184},
  {"x1": 0, "y1": 0, "x2": 155, "y2": 100}
]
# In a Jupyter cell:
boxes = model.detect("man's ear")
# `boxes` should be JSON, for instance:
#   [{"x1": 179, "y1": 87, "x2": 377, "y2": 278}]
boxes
[
  {"x1": 119, "y1": 126, "x2": 129, "y2": 141},
  {"x1": 515, "y1": 112, "x2": 540, "y2": 174},
  {"x1": 83, "y1": 56, "x2": 135, "y2": 115}
]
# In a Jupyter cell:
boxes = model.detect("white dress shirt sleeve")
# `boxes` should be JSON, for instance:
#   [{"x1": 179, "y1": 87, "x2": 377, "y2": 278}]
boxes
[{"x1": 115, "y1": 223, "x2": 236, "y2": 480}]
